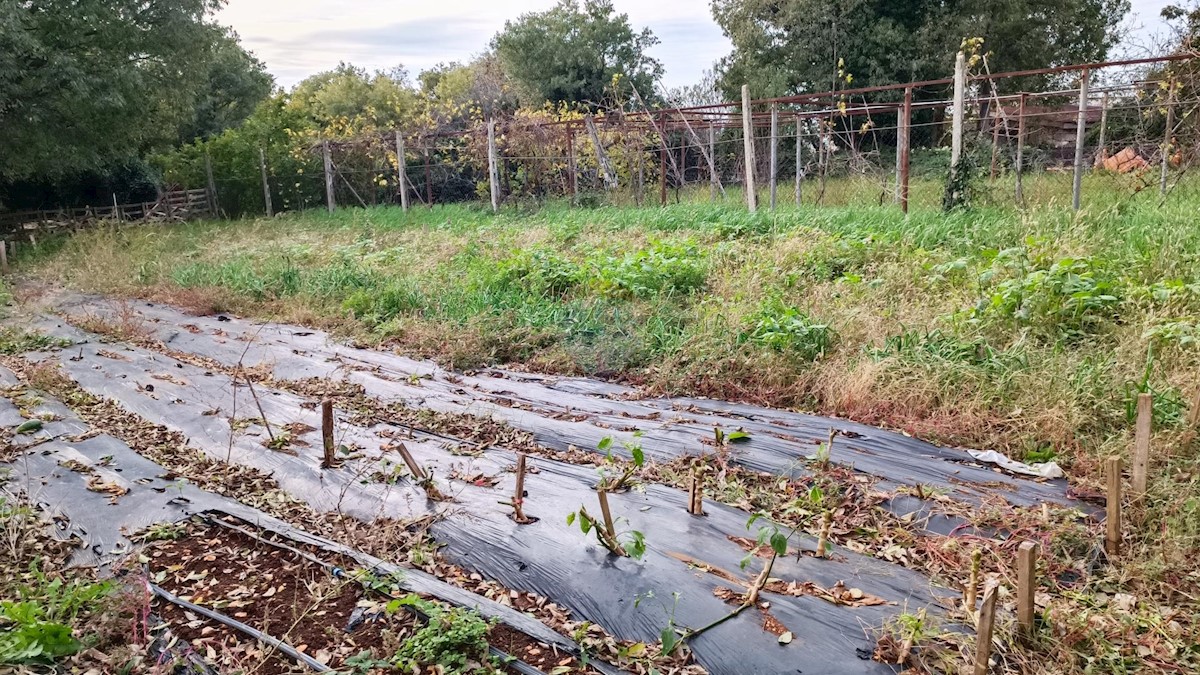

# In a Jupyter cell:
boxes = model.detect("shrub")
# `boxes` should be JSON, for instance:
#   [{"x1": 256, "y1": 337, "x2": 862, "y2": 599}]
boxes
[
  {"x1": 590, "y1": 240, "x2": 708, "y2": 298},
  {"x1": 342, "y1": 283, "x2": 424, "y2": 325},
  {"x1": 495, "y1": 247, "x2": 582, "y2": 296},
  {"x1": 965, "y1": 252, "x2": 1121, "y2": 341},
  {"x1": 741, "y1": 302, "x2": 834, "y2": 361}
]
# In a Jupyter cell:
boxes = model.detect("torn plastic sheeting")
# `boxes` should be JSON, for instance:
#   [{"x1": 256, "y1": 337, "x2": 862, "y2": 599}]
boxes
[
  {"x1": 49, "y1": 298, "x2": 1077, "y2": 511},
  {"x1": 968, "y1": 449, "x2": 1064, "y2": 479},
  {"x1": 17, "y1": 339, "x2": 957, "y2": 674},
  {"x1": 0, "y1": 381, "x2": 622, "y2": 675}
]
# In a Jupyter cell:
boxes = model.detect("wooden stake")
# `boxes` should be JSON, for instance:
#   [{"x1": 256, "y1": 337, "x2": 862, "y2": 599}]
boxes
[
  {"x1": 1072, "y1": 69, "x2": 1090, "y2": 212},
  {"x1": 1017, "y1": 540, "x2": 1038, "y2": 640},
  {"x1": 487, "y1": 119, "x2": 501, "y2": 213},
  {"x1": 596, "y1": 488, "x2": 626, "y2": 556},
  {"x1": 816, "y1": 510, "x2": 832, "y2": 558},
  {"x1": 322, "y1": 141, "x2": 335, "y2": 213},
  {"x1": 321, "y1": 399, "x2": 335, "y2": 468},
  {"x1": 769, "y1": 103, "x2": 779, "y2": 210},
  {"x1": 1106, "y1": 456, "x2": 1122, "y2": 556},
  {"x1": 974, "y1": 582, "x2": 998, "y2": 675},
  {"x1": 394, "y1": 130, "x2": 410, "y2": 212},
  {"x1": 0, "y1": 240, "x2": 7, "y2": 274},
  {"x1": 1132, "y1": 393, "x2": 1152, "y2": 504},
  {"x1": 1015, "y1": 93, "x2": 1027, "y2": 204},
  {"x1": 513, "y1": 453, "x2": 530, "y2": 523},
  {"x1": 259, "y1": 147, "x2": 273, "y2": 218},
  {"x1": 1188, "y1": 385, "x2": 1200, "y2": 429},
  {"x1": 900, "y1": 87, "x2": 912, "y2": 215},
  {"x1": 396, "y1": 442, "x2": 427, "y2": 482},
  {"x1": 965, "y1": 548, "x2": 981, "y2": 612},
  {"x1": 741, "y1": 84, "x2": 757, "y2": 212}
]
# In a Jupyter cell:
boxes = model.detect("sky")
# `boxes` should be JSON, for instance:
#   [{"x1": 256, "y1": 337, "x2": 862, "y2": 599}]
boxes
[{"x1": 217, "y1": 0, "x2": 1183, "y2": 91}]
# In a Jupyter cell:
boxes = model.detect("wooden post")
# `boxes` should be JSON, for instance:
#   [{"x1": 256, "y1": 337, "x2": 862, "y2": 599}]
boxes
[
  {"x1": 566, "y1": 125, "x2": 578, "y2": 203},
  {"x1": 678, "y1": 130, "x2": 687, "y2": 197},
  {"x1": 1131, "y1": 393, "x2": 1152, "y2": 504},
  {"x1": 1017, "y1": 541, "x2": 1038, "y2": 640},
  {"x1": 423, "y1": 147, "x2": 433, "y2": 208},
  {"x1": 1161, "y1": 83, "x2": 1174, "y2": 197},
  {"x1": 635, "y1": 138, "x2": 644, "y2": 206},
  {"x1": 396, "y1": 442, "x2": 427, "y2": 482},
  {"x1": 1106, "y1": 456, "x2": 1122, "y2": 556},
  {"x1": 487, "y1": 119, "x2": 501, "y2": 213},
  {"x1": 0, "y1": 240, "x2": 7, "y2": 274},
  {"x1": 795, "y1": 114, "x2": 804, "y2": 206},
  {"x1": 951, "y1": 52, "x2": 966, "y2": 170},
  {"x1": 741, "y1": 84, "x2": 757, "y2": 212},
  {"x1": 769, "y1": 103, "x2": 779, "y2": 210},
  {"x1": 900, "y1": 88, "x2": 912, "y2": 215},
  {"x1": 394, "y1": 130, "x2": 410, "y2": 212},
  {"x1": 974, "y1": 582, "x2": 998, "y2": 675},
  {"x1": 1072, "y1": 69, "x2": 1090, "y2": 212},
  {"x1": 584, "y1": 115, "x2": 617, "y2": 190},
  {"x1": 659, "y1": 127, "x2": 668, "y2": 207},
  {"x1": 1097, "y1": 91, "x2": 1110, "y2": 157},
  {"x1": 259, "y1": 147, "x2": 273, "y2": 218},
  {"x1": 322, "y1": 141, "x2": 335, "y2": 214},
  {"x1": 989, "y1": 110, "x2": 1001, "y2": 180},
  {"x1": 204, "y1": 152, "x2": 218, "y2": 217},
  {"x1": 321, "y1": 400, "x2": 335, "y2": 468},
  {"x1": 1016, "y1": 93, "x2": 1027, "y2": 204},
  {"x1": 113, "y1": 193, "x2": 122, "y2": 223}
]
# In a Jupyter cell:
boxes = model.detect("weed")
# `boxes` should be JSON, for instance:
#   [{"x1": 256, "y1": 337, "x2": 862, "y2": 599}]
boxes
[
  {"x1": 388, "y1": 596, "x2": 496, "y2": 674},
  {"x1": 0, "y1": 329, "x2": 71, "y2": 356},
  {"x1": 741, "y1": 301, "x2": 834, "y2": 360}
]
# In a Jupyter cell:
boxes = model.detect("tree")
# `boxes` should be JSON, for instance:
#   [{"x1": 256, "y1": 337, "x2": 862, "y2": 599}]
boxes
[
  {"x1": 711, "y1": 0, "x2": 1130, "y2": 99},
  {"x1": 177, "y1": 29, "x2": 275, "y2": 144},
  {"x1": 289, "y1": 63, "x2": 420, "y2": 133},
  {"x1": 0, "y1": 0, "x2": 235, "y2": 180},
  {"x1": 493, "y1": 0, "x2": 664, "y2": 108}
]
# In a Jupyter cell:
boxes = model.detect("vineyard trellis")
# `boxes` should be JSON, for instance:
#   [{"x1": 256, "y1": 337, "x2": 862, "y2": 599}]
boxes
[{"x1": 182, "y1": 50, "x2": 1200, "y2": 219}]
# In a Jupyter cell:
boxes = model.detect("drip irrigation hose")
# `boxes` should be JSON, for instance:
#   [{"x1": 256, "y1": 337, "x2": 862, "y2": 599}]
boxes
[
  {"x1": 147, "y1": 581, "x2": 332, "y2": 672},
  {"x1": 199, "y1": 513, "x2": 552, "y2": 675}
]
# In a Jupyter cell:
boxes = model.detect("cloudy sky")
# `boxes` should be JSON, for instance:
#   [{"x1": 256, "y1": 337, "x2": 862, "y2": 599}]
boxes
[{"x1": 217, "y1": 0, "x2": 1181, "y2": 91}]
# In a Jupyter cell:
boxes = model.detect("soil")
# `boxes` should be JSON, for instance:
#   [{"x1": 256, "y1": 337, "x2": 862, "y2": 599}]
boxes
[{"x1": 138, "y1": 521, "x2": 593, "y2": 674}]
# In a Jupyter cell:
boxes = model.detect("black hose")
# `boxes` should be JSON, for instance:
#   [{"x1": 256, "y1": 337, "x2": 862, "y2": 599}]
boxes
[{"x1": 147, "y1": 581, "x2": 331, "y2": 672}]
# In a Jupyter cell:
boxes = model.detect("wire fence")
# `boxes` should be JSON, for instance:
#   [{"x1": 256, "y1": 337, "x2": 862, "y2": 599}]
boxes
[{"x1": 186, "y1": 51, "x2": 1200, "y2": 218}]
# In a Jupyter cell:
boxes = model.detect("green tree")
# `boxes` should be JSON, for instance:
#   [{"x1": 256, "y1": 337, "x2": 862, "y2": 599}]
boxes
[
  {"x1": 493, "y1": 0, "x2": 664, "y2": 107},
  {"x1": 0, "y1": 0, "x2": 237, "y2": 180},
  {"x1": 289, "y1": 63, "x2": 420, "y2": 132},
  {"x1": 177, "y1": 29, "x2": 275, "y2": 144},
  {"x1": 711, "y1": 0, "x2": 1129, "y2": 99}
]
